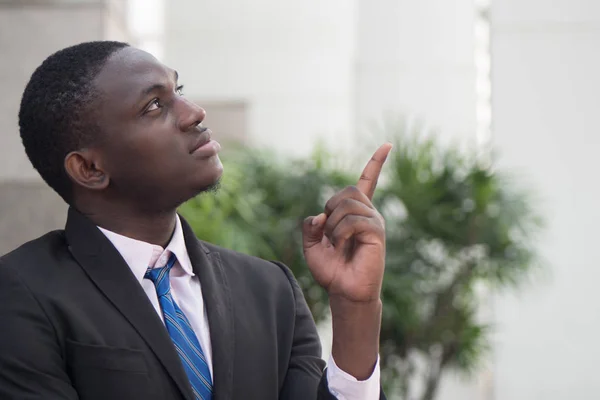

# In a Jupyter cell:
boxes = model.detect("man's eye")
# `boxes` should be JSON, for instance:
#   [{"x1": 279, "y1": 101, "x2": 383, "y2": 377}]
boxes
[
  {"x1": 146, "y1": 99, "x2": 161, "y2": 112},
  {"x1": 176, "y1": 85, "x2": 185, "y2": 96}
]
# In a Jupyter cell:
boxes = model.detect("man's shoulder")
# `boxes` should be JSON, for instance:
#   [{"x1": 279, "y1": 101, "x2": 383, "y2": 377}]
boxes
[{"x1": 0, "y1": 230, "x2": 67, "y2": 274}]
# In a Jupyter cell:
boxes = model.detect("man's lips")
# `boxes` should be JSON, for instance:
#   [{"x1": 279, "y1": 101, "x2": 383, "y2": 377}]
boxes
[{"x1": 189, "y1": 128, "x2": 212, "y2": 154}]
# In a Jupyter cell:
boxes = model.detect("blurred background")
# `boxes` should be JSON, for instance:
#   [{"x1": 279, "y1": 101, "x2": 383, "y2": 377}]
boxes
[{"x1": 1, "y1": 0, "x2": 599, "y2": 399}]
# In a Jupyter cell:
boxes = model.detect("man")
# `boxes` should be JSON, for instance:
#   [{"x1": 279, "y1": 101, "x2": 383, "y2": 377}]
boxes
[{"x1": 0, "y1": 41, "x2": 391, "y2": 400}]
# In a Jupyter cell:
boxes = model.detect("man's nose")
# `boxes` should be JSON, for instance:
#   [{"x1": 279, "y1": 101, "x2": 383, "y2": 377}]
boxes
[{"x1": 179, "y1": 99, "x2": 206, "y2": 132}]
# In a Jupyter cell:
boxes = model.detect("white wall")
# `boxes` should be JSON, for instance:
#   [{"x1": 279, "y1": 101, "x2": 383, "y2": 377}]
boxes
[
  {"x1": 164, "y1": 0, "x2": 478, "y2": 152},
  {"x1": 127, "y1": 0, "x2": 164, "y2": 59},
  {"x1": 164, "y1": 0, "x2": 358, "y2": 157},
  {"x1": 0, "y1": 1, "x2": 130, "y2": 181},
  {"x1": 356, "y1": 2, "x2": 482, "y2": 399},
  {"x1": 0, "y1": 5, "x2": 103, "y2": 181},
  {"x1": 491, "y1": 1, "x2": 600, "y2": 399},
  {"x1": 0, "y1": 1, "x2": 131, "y2": 254},
  {"x1": 355, "y1": 0, "x2": 477, "y2": 145}
]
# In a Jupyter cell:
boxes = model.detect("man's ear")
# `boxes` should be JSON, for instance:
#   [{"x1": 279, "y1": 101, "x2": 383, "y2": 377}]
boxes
[{"x1": 64, "y1": 149, "x2": 109, "y2": 191}]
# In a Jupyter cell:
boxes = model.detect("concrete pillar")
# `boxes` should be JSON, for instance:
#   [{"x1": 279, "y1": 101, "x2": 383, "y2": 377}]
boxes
[
  {"x1": 0, "y1": 0, "x2": 130, "y2": 254},
  {"x1": 490, "y1": 0, "x2": 600, "y2": 398}
]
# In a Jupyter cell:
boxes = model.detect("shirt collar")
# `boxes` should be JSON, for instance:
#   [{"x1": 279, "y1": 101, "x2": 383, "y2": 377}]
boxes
[
  {"x1": 97, "y1": 215, "x2": 195, "y2": 287},
  {"x1": 164, "y1": 215, "x2": 195, "y2": 276}
]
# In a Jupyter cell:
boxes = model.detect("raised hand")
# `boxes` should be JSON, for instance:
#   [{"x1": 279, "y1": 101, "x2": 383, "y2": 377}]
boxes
[
  {"x1": 302, "y1": 143, "x2": 392, "y2": 303},
  {"x1": 301, "y1": 143, "x2": 392, "y2": 381}
]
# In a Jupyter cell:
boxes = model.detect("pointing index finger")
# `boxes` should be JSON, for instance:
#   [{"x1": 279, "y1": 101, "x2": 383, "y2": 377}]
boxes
[{"x1": 356, "y1": 143, "x2": 393, "y2": 200}]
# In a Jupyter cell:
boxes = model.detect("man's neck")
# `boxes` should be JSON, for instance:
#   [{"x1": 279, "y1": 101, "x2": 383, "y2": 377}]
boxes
[{"x1": 82, "y1": 207, "x2": 178, "y2": 248}]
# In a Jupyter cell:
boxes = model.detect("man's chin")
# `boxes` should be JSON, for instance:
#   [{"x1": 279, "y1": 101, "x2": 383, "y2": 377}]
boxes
[
  {"x1": 188, "y1": 176, "x2": 222, "y2": 199},
  {"x1": 202, "y1": 178, "x2": 222, "y2": 195},
  {"x1": 193, "y1": 162, "x2": 224, "y2": 196}
]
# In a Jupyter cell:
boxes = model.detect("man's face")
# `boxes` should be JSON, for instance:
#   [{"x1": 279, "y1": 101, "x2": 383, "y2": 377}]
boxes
[{"x1": 91, "y1": 46, "x2": 223, "y2": 210}]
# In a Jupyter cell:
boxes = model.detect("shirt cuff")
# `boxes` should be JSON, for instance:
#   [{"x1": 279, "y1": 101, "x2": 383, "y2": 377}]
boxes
[{"x1": 326, "y1": 354, "x2": 381, "y2": 400}]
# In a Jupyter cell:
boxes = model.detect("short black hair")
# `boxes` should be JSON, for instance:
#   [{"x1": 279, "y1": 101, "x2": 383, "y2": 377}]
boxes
[{"x1": 19, "y1": 40, "x2": 129, "y2": 204}]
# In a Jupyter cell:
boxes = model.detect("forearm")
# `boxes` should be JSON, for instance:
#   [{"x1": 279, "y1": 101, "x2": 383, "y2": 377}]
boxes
[{"x1": 330, "y1": 296, "x2": 382, "y2": 380}]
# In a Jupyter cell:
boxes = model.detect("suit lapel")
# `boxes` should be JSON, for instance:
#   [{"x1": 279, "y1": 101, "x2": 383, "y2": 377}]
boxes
[
  {"x1": 181, "y1": 217, "x2": 235, "y2": 400},
  {"x1": 64, "y1": 208, "x2": 195, "y2": 400}
]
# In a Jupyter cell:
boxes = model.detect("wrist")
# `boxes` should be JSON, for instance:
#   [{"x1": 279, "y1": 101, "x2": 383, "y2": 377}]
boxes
[
  {"x1": 330, "y1": 297, "x2": 382, "y2": 380},
  {"x1": 329, "y1": 294, "x2": 382, "y2": 310}
]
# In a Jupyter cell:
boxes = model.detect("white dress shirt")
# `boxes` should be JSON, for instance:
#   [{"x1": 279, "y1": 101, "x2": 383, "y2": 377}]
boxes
[{"x1": 98, "y1": 215, "x2": 380, "y2": 399}]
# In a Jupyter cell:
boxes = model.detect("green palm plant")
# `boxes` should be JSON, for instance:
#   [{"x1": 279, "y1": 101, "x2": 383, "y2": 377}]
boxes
[
  {"x1": 179, "y1": 145, "x2": 353, "y2": 319},
  {"x1": 179, "y1": 129, "x2": 543, "y2": 399},
  {"x1": 374, "y1": 134, "x2": 543, "y2": 398}
]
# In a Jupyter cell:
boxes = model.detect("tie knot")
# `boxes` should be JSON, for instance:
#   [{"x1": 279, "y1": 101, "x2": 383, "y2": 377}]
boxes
[{"x1": 144, "y1": 253, "x2": 177, "y2": 296}]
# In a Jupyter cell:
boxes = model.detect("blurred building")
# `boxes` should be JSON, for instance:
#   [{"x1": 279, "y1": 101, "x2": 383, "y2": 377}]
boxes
[
  {"x1": 163, "y1": 0, "x2": 478, "y2": 158},
  {"x1": 0, "y1": 0, "x2": 130, "y2": 254},
  {"x1": 491, "y1": 0, "x2": 600, "y2": 399}
]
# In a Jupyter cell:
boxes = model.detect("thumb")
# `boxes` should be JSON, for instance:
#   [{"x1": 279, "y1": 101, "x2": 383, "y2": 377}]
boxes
[{"x1": 302, "y1": 213, "x2": 327, "y2": 250}]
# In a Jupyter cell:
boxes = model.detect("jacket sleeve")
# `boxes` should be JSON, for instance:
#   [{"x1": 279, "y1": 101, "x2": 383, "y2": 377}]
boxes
[
  {"x1": 274, "y1": 262, "x2": 386, "y2": 400},
  {"x1": 0, "y1": 262, "x2": 79, "y2": 400}
]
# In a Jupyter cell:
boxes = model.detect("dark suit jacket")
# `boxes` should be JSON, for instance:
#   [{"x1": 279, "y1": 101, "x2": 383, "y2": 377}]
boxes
[{"x1": 0, "y1": 208, "x2": 385, "y2": 400}]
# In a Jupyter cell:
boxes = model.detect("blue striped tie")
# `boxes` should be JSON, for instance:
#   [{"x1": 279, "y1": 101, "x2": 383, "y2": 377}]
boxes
[{"x1": 145, "y1": 253, "x2": 213, "y2": 400}]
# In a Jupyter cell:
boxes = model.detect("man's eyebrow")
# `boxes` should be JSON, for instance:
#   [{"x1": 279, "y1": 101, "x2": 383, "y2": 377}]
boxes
[
  {"x1": 140, "y1": 83, "x2": 167, "y2": 99},
  {"x1": 138, "y1": 70, "x2": 180, "y2": 100}
]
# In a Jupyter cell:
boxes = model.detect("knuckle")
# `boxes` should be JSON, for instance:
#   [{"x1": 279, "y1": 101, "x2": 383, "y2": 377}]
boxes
[
  {"x1": 346, "y1": 185, "x2": 360, "y2": 194},
  {"x1": 376, "y1": 212, "x2": 385, "y2": 226},
  {"x1": 359, "y1": 173, "x2": 373, "y2": 182},
  {"x1": 342, "y1": 214, "x2": 359, "y2": 225},
  {"x1": 334, "y1": 216, "x2": 353, "y2": 234},
  {"x1": 340, "y1": 197, "x2": 355, "y2": 209},
  {"x1": 324, "y1": 198, "x2": 336, "y2": 214},
  {"x1": 374, "y1": 221, "x2": 386, "y2": 237},
  {"x1": 364, "y1": 215, "x2": 384, "y2": 234}
]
